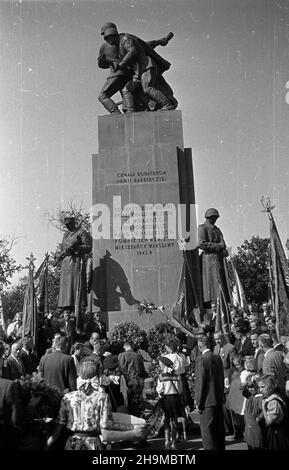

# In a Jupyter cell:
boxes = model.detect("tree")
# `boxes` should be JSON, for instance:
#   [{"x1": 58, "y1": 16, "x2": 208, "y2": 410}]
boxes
[
  {"x1": 0, "y1": 237, "x2": 22, "y2": 288},
  {"x1": 2, "y1": 277, "x2": 27, "y2": 323},
  {"x1": 231, "y1": 236, "x2": 270, "y2": 306}
]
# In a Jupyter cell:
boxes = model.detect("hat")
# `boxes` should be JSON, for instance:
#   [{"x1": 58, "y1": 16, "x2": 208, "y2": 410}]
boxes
[
  {"x1": 158, "y1": 356, "x2": 174, "y2": 368},
  {"x1": 101, "y1": 22, "x2": 118, "y2": 38},
  {"x1": 63, "y1": 214, "x2": 75, "y2": 223},
  {"x1": 205, "y1": 208, "x2": 219, "y2": 219}
]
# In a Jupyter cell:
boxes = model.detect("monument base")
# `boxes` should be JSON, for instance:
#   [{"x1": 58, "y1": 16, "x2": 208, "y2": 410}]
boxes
[{"x1": 92, "y1": 110, "x2": 198, "y2": 333}]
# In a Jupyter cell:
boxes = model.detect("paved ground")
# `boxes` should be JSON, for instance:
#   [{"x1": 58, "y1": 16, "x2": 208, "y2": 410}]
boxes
[{"x1": 120, "y1": 419, "x2": 247, "y2": 451}]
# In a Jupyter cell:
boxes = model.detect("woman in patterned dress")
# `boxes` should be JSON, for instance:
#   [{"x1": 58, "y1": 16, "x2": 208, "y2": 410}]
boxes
[{"x1": 46, "y1": 360, "x2": 147, "y2": 450}]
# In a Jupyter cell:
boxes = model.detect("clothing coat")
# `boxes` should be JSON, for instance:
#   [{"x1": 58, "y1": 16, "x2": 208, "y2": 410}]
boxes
[
  {"x1": 58, "y1": 227, "x2": 92, "y2": 309},
  {"x1": 214, "y1": 342, "x2": 236, "y2": 378},
  {"x1": 39, "y1": 350, "x2": 77, "y2": 394},
  {"x1": 195, "y1": 350, "x2": 225, "y2": 410},
  {"x1": 118, "y1": 350, "x2": 146, "y2": 379},
  {"x1": 5, "y1": 355, "x2": 25, "y2": 380},
  {"x1": 19, "y1": 349, "x2": 39, "y2": 375},
  {"x1": 234, "y1": 337, "x2": 254, "y2": 357},
  {"x1": 0, "y1": 377, "x2": 20, "y2": 449},
  {"x1": 262, "y1": 349, "x2": 287, "y2": 389},
  {"x1": 198, "y1": 222, "x2": 230, "y2": 303},
  {"x1": 195, "y1": 350, "x2": 225, "y2": 450}
]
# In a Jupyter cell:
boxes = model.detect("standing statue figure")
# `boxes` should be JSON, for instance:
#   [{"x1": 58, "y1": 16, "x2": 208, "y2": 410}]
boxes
[
  {"x1": 55, "y1": 215, "x2": 92, "y2": 326},
  {"x1": 98, "y1": 22, "x2": 178, "y2": 114},
  {"x1": 198, "y1": 208, "x2": 231, "y2": 308}
]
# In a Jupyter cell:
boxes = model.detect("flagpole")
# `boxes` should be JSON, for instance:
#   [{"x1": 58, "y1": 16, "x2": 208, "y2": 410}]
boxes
[{"x1": 261, "y1": 196, "x2": 280, "y2": 339}]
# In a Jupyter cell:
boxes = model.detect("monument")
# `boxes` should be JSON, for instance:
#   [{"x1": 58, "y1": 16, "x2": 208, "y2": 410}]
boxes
[
  {"x1": 91, "y1": 23, "x2": 201, "y2": 332},
  {"x1": 92, "y1": 110, "x2": 200, "y2": 331}
]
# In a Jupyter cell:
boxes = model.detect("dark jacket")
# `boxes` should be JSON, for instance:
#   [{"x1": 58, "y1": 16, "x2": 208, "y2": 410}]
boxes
[
  {"x1": 195, "y1": 350, "x2": 224, "y2": 410},
  {"x1": 214, "y1": 342, "x2": 236, "y2": 378},
  {"x1": 262, "y1": 349, "x2": 287, "y2": 389},
  {"x1": 19, "y1": 349, "x2": 39, "y2": 375},
  {"x1": 0, "y1": 377, "x2": 21, "y2": 449},
  {"x1": 5, "y1": 355, "x2": 25, "y2": 380},
  {"x1": 234, "y1": 336, "x2": 254, "y2": 357},
  {"x1": 39, "y1": 350, "x2": 77, "y2": 394},
  {"x1": 118, "y1": 350, "x2": 146, "y2": 378}
]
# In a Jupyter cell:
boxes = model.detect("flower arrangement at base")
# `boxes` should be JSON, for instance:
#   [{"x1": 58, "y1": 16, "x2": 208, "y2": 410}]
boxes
[{"x1": 137, "y1": 299, "x2": 165, "y2": 316}]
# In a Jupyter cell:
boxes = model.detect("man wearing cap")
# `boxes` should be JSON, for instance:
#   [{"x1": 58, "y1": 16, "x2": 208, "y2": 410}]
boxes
[
  {"x1": 198, "y1": 208, "x2": 231, "y2": 308},
  {"x1": 98, "y1": 22, "x2": 177, "y2": 114},
  {"x1": 195, "y1": 335, "x2": 225, "y2": 450},
  {"x1": 259, "y1": 333, "x2": 287, "y2": 389},
  {"x1": 55, "y1": 215, "x2": 92, "y2": 329}
]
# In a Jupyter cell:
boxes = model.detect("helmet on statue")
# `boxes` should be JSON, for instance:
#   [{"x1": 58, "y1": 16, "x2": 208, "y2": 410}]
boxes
[
  {"x1": 101, "y1": 22, "x2": 118, "y2": 38},
  {"x1": 205, "y1": 208, "x2": 220, "y2": 219}
]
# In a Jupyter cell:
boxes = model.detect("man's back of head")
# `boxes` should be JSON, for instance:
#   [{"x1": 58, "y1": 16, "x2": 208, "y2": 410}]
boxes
[
  {"x1": 54, "y1": 335, "x2": 68, "y2": 353},
  {"x1": 123, "y1": 340, "x2": 134, "y2": 352},
  {"x1": 259, "y1": 334, "x2": 273, "y2": 351}
]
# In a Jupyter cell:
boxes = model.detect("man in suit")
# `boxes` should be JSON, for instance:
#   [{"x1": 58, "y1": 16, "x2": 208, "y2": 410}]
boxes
[
  {"x1": 5, "y1": 342, "x2": 25, "y2": 380},
  {"x1": 19, "y1": 336, "x2": 38, "y2": 375},
  {"x1": 195, "y1": 335, "x2": 225, "y2": 450},
  {"x1": 0, "y1": 341, "x2": 21, "y2": 449},
  {"x1": 213, "y1": 331, "x2": 236, "y2": 378},
  {"x1": 60, "y1": 310, "x2": 76, "y2": 352},
  {"x1": 213, "y1": 331, "x2": 236, "y2": 435},
  {"x1": 234, "y1": 324, "x2": 254, "y2": 357},
  {"x1": 92, "y1": 312, "x2": 107, "y2": 340},
  {"x1": 259, "y1": 334, "x2": 287, "y2": 389},
  {"x1": 38, "y1": 335, "x2": 77, "y2": 394},
  {"x1": 250, "y1": 333, "x2": 264, "y2": 373}
]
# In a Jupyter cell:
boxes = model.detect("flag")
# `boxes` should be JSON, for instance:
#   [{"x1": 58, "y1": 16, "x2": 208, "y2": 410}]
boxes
[
  {"x1": 269, "y1": 217, "x2": 289, "y2": 338},
  {"x1": 215, "y1": 284, "x2": 232, "y2": 342},
  {"x1": 36, "y1": 256, "x2": 49, "y2": 316},
  {"x1": 229, "y1": 259, "x2": 247, "y2": 311},
  {"x1": 22, "y1": 265, "x2": 38, "y2": 345},
  {"x1": 171, "y1": 259, "x2": 200, "y2": 338}
]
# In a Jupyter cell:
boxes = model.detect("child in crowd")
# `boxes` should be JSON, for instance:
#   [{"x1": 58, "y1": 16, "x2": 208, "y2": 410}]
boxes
[
  {"x1": 258, "y1": 375, "x2": 289, "y2": 449},
  {"x1": 242, "y1": 373, "x2": 264, "y2": 450},
  {"x1": 156, "y1": 356, "x2": 183, "y2": 450}
]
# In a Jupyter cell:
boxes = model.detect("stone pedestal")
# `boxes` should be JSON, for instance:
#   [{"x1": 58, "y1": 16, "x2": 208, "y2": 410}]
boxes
[{"x1": 92, "y1": 110, "x2": 198, "y2": 331}]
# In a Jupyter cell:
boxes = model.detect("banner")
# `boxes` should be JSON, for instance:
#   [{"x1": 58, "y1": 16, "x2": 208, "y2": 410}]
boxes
[
  {"x1": 171, "y1": 260, "x2": 197, "y2": 338},
  {"x1": 37, "y1": 256, "x2": 49, "y2": 316},
  {"x1": 215, "y1": 284, "x2": 232, "y2": 342},
  {"x1": 229, "y1": 259, "x2": 247, "y2": 311},
  {"x1": 22, "y1": 265, "x2": 38, "y2": 345},
  {"x1": 270, "y1": 217, "x2": 289, "y2": 338}
]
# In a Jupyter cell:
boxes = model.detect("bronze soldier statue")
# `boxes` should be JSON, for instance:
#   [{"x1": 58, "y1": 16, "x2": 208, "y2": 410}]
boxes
[
  {"x1": 98, "y1": 22, "x2": 177, "y2": 114},
  {"x1": 198, "y1": 208, "x2": 231, "y2": 308},
  {"x1": 54, "y1": 215, "x2": 92, "y2": 329}
]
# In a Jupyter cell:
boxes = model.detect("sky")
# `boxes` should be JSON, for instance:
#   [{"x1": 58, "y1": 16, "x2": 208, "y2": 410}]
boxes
[{"x1": 1, "y1": 0, "x2": 289, "y2": 281}]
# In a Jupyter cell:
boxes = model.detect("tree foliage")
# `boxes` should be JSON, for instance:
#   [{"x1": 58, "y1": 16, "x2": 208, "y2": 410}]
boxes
[
  {"x1": 2, "y1": 277, "x2": 27, "y2": 323},
  {"x1": 147, "y1": 322, "x2": 175, "y2": 359},
  {"x1": 0, "y1": 237, "x2": 22, "y2": 288},
  {"x1": 231, "y1": 236, "x2": 270, "y2": 305},
  {"x1": 46, "y1": 201, "x2": 91, "y2": 233}
]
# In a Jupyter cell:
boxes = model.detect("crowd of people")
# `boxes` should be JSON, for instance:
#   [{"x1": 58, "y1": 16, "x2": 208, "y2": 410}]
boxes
[{"x1": 1, "y1": 300, "x2": 289, "y2": 451}]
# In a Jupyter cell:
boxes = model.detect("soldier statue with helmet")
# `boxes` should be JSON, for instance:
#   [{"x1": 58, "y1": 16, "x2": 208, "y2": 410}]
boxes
[
  {"x1": 97, "y1": 22, "x2": 178, "y2": 114},
  {"x1": 198, "y1": 208, "x2": 231, "y2": 309}
]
